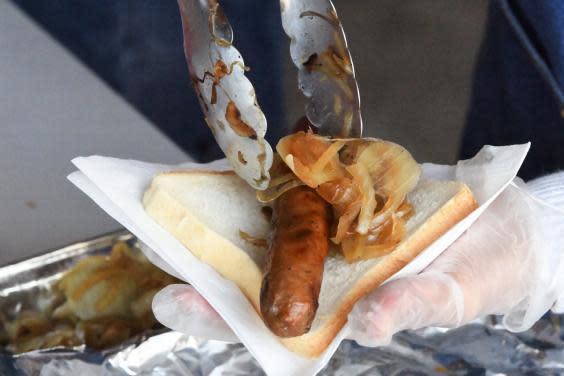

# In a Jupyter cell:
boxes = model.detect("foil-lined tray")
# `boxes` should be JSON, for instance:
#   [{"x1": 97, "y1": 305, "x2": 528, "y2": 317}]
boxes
[
  {"x1": 0, "y1": 231, "x2": 134, "y2": 322},
  {"x1": 1, "y1": 232, "x2": 564, "y2": 375}
]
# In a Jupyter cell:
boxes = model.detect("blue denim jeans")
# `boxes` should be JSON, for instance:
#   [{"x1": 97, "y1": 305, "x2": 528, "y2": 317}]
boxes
[{"x1": 461, "y1": 0, "x2": 564, "y2": 180}]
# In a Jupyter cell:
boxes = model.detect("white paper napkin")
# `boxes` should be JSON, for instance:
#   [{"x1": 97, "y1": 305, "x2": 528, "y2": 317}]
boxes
[{"x1": 68, "y1": 143, "x2": 530, "y2": 376}]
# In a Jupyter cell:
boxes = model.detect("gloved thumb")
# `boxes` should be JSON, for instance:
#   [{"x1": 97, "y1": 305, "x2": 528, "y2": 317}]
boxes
[
  {"x1": 152, "y1": 284, "x2": 239, "y2": 343},
  {"x1": 347, "y1": 272, "x2": 464, "y2": 347}
]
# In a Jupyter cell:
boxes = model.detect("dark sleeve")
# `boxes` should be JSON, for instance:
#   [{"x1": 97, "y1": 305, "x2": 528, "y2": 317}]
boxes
[{"x1": 461, "y1": 0, "x2": 564, "y2": 180}]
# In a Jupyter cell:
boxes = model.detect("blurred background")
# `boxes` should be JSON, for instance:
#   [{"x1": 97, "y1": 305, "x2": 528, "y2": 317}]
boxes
[
  {"x1": 286, "y1": 0, "x2": 488, "y2": 164},
  {"x1": 11, "y1": 0, "x2": 488, "y2": 164}
]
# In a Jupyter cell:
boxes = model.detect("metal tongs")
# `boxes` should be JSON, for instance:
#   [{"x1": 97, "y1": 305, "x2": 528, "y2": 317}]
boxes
[{"x1": 177, "y1": 0, "x2": 362, "y2": 189}]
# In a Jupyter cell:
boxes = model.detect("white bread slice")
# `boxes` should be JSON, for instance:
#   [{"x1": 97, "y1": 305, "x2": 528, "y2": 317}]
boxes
[{"x1": 143, "y1": 170, "x2": 478, "y2": 357}]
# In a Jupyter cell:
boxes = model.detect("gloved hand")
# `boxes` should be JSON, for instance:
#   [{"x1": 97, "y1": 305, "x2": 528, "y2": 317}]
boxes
[
  {"x1": 349, "y1": 181, "x2": 564, "y2": 346},
  {"x1": 150, "y1": 181, "x2": 564, "y2": 346}
]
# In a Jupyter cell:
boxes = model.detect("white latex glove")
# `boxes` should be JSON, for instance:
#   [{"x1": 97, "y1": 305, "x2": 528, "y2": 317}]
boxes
[
  {"x1": 151, "y1": 181, "x2": 564, "y2": 346},
  {"x1": 349, "y1": 181, "x2": 564, "y2": 346},
  {"x1": 152, "y1": 283, "x2": 239, "y2": 342}
]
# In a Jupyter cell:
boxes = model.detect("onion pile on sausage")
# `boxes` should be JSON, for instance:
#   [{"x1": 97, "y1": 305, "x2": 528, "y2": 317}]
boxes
[{"x1": 258, "y1": 131, "x2": 421, "y2": 336}]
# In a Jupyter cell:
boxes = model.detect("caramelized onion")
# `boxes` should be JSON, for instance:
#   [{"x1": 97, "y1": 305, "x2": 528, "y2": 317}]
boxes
[
  {"x1": 341, "y1": 213, "x2": 408, "y2": 262},
  {"x1": 277, "y1": 131, "x2": 345, "y2": 187},
  {"x1": 271, "y1": 131, "x2": 421, "y2": 262},
  {"x1": 256, "y1": 178, "x2": 304, "y2": 203},
  {"x1": 346, "y1": 163, "x2": 376, "y2": 234},
  {"x1": 256, "y1": 154, "x2": 304, "y2": 203},
  {"x1": 239, "y1": 230, "x2": 268, "y2": 248}
]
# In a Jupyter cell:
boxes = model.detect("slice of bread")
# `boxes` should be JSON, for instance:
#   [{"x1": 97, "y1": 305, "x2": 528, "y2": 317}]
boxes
[{"x1": 143, "y1": 170, "x2": 478, "y2": 357}]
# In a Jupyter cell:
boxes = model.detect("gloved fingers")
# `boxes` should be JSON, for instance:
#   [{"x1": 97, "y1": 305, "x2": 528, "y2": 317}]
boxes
[
  {"x1": 347, "y1": 182, "x2": 537, "y2": 349},
  {"x1": 348, "y1": 272, "x2": 463, "y2": 347},
  {"x1": 424, "y1": 182, "x2": 564, "y2": 330},
  {"x1": 152, "y1": 284, "x2": 239, "y2": 343},
  {"x1": 425, "y1": 183, "x2": 537, "y2": 323},
  {"x1": 137, "y1": 241, "x2": 185, "y2": 282}
]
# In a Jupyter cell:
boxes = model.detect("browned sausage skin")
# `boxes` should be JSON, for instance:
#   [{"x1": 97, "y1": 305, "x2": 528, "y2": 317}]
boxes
[{"x1": 260, "y1": 186, "x2": 331, "y2": 337}]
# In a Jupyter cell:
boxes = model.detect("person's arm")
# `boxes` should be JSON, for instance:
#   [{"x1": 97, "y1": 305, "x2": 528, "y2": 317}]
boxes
[
  {"x1": 527, "y1": 172, "x2": 564, "y2": 210},
  {"x1": 527, "y1": 172, "x2": 564, "y2": 312}
]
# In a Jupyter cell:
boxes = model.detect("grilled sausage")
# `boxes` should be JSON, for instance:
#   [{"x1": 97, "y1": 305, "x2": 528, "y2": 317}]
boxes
[{"x1": 260, "y1": 186, "x2": 331, "y2": 337}]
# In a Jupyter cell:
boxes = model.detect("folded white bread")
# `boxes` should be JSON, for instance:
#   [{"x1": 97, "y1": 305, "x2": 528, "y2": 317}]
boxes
[{"x1": 143, "y1": 170, "x2": 477, "y2": 357}]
